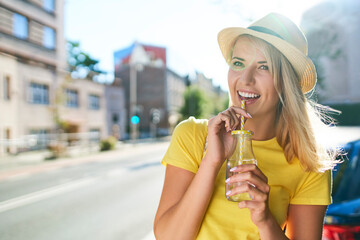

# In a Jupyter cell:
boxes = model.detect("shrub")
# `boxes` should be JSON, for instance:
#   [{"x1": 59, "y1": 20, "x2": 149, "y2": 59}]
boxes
[{"x1": 100, "y1": 136, "x2": 117, "y2": 151}]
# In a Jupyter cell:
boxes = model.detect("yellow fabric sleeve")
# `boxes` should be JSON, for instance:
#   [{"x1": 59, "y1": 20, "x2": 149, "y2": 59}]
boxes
[
  {"x1": 161, "y1": 117, "x2": 207, "y2": 173},
  {"x1": 290, "y1": 169, "x2": 332, "y2": 205}
]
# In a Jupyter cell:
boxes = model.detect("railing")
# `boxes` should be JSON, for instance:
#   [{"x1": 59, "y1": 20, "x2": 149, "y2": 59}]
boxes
[{"x1": 0, "y1": 132, "x2": 101, "y2": 157}]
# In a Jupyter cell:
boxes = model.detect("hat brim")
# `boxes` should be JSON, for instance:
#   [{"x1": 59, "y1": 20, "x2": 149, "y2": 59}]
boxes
[{"x1": 218, "y1": 27, "x2": 316, "y2": 93}]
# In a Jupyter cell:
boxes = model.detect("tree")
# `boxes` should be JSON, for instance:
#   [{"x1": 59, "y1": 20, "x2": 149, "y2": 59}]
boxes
[
  {"x1": 179, "y1": 86, "x2": 207, "y2": 120},
  {"x1": 67, "y1": 41, "x2": 106, "y2": 81}
]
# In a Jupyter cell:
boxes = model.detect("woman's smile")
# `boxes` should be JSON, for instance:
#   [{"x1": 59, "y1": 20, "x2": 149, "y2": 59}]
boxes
[{"x1": 237, "y1": 89, "x2": 261, "y2": 105}]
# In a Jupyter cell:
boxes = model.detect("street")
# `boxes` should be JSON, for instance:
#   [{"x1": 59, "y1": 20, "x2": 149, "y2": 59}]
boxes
[{"x1": 0, "y1": 141, "x2": 170, "y2": 240}]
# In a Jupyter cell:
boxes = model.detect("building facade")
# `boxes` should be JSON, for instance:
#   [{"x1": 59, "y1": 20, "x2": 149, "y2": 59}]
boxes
[
  {"x1": 114, "y1": 42, "x2": 188, "y2": 138},
  {"x1": 0, "y1": 0, "x2": 65, "y2": 155},
  {"x1": 105, "y1": 82, "x2": 126, "y2": 140},
  {"x1": 0, "y1": 0, "x2": 125, "y2": 156},
  {"x1": 301, "y1": 0, "x2": 360, "y2": 104}
]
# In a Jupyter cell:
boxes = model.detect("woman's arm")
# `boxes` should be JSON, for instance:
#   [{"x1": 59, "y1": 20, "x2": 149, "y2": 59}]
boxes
[
  {"x1": 153, "y1": 157, "x2": 221, "y2": 240},
  {"x1": 154, "y1": 106, "x2": 250, "y2": 239},
  {"x1": 285, "y1": 204, "x2": 327, "y2": 239}
]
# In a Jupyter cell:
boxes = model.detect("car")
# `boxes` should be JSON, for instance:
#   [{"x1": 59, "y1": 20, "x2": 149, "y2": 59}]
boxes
[{"x1": 322, "y1": 139, "x2": 360, "y2": 240}]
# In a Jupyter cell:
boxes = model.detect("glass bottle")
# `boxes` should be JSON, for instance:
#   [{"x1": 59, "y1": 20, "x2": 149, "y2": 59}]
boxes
[{"x1": 226, "y1": 130, "x2": 257, "y2": 202}]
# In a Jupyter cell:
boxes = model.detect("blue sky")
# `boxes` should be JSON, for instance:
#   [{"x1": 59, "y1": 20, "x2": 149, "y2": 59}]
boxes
[{"x1": 64, "y1": 0, "x2": 326, "y2": 90}]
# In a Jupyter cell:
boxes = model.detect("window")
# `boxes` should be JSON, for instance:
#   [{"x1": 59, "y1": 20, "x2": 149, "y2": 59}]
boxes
[
  {"x1": 65, "y1": 89, "x2": 78, "y2": 108},
  {"x1": 3, "y1": 75, "x2": 11, "y2": 100},
  {"x1": 43, "y1": 26, "x2": 55, "y2": 49},
  {"x1": 89, "y1": 94, "x2": 100, "y2": 110},
  {"x1": 13, "y1": 13, "x2": 28, "y2": 39},
  {"x1": 30, "y1": 82, "x2": 49, "y2": 104},
  {"x1": 112, "y1": 113, "x2": 119, "y2": 123},
  {"x1": 43, "y1": 0, "x2": 55, "y2": 13}
]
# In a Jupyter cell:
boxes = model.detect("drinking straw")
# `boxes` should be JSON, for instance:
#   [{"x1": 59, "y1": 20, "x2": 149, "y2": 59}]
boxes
[
  {"x1": 240, "y1": 100, "x2": 245, "y2": 130},
  {"x1": 239, "y1": 100, "x2": 246, "y2": 161}
]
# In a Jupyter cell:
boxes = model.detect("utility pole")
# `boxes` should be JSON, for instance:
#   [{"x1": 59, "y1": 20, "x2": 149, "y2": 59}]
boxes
[{"x1": 129, "y1": 63, "x2": 143, "y2": 141}]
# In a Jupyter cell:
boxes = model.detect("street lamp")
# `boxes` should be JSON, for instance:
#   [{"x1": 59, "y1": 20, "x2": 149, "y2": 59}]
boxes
[{"x1": 130, "y1": 63, "x2": 143, "y2": 141}]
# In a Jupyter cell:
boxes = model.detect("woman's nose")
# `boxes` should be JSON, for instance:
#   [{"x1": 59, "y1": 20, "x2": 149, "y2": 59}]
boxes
[{"x1": 240, "y1": 66, "x2": 255, "y2": 85}]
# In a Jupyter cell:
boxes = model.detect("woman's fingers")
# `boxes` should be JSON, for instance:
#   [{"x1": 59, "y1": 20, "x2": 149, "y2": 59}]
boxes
[
  {"x1": 228, "y1": 108, "x2": 240, "y2": 130},
  {"x1": 230, "y1": 164, "x2": 268, "y2": 183},
  {"x1": 229, "y1": 106, "x2": 252, "y2": 119},
  {"x1": 226, "y1": 170, "x2": 270, "y2": 194},
  {"x1": 213, "y1": 106, "x2": 250, "y2": 132},
  {"x1": 217, "y1": 111, "x2": 232, "y2": 132},
  {"x1": 226, "y1": 181, "x2": 269, "y2": 202}
]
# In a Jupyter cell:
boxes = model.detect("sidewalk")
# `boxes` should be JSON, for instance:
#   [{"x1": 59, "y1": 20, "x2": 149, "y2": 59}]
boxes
[{"x1": 0, "y1": 137, "x2": 170, "y2": 182}]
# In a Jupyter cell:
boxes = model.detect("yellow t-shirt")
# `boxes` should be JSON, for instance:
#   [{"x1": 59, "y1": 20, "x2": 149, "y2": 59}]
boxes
[{"x1": 162, "y1": 117, "x2": 332, "y2": 239}]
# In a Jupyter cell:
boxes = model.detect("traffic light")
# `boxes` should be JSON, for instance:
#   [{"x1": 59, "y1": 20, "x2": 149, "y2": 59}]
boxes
[
  {"x1": 130, "y1": 115, "x2": 140, "y2": 125},
  {"x1": 151, "y1": 109, "x2": 161, "y2": 124}
]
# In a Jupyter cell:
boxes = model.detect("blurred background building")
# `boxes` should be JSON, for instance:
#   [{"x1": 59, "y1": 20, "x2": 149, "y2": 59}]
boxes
[
  {"x1": 0, "y1": 0, "x2": 66, "y2": 155},
  {"x1": 301, "y1": 0, "x2": 360, "y2": 104},
  {"x1": 114, "y1": 42, "x2": 187, "y2": 138},
  {"x1": 114, "y1": 42, "x2": 227, "y2": 139},
  {"x1": 0, "y1": 0, "x2": 125, "y2": 156}
]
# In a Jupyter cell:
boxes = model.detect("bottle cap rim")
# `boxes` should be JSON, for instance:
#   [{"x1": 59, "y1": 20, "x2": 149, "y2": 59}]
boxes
[{"x1": 231, "y1": 130, "x2": 254, "y2": 136}]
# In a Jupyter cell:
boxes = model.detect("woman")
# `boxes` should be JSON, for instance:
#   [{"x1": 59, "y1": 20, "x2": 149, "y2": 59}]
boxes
[{"x1": 154, "y1": 13, "x2": 336, "y2": 239}]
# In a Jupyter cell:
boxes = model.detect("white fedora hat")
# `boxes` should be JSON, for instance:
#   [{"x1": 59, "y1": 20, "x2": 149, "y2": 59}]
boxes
[{"x1": 218, "y1": 12, "x2": 316, "y2": 93}]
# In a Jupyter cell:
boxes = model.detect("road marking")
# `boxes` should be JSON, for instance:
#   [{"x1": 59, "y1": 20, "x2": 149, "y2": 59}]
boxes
[{"x1": 0, "y1": 177, "x2": 96, "y2": 213}]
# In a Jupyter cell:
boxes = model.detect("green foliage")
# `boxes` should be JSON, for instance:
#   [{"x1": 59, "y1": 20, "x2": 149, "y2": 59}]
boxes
[
  {"x1": 100, "y1": 136, "x2": 117, "y2": 151},
  {"x1": 67, "y1": 41, "x2": 105, "y2": 81},
  {"x1": 179, "y1": 87, "x2": 207, "y2": 120},
  {"x1": 178, "y1": 86, "x2": 229, "y2": 121},
  {"x1": 327, "y1": 103, "x2": 360, "y2": 126},
  {"x1": 213, "y1": 94, "x2": 229, "y2": 115}
]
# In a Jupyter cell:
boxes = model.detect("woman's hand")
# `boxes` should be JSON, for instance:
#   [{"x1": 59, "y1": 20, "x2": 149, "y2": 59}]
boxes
[
  {"x1": 205, "y1": 106, "x2": 251, "y2": 169},
  {"x1": 226, "y1": 164, "x2": 272, "y2": 227}
]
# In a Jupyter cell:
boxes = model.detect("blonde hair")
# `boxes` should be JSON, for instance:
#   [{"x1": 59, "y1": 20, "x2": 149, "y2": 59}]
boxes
[{"x1": 231, "y1": 35, "x2": 337, "y2": 172}]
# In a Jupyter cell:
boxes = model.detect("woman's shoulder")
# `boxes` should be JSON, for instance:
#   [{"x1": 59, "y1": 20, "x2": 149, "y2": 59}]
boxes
[
  {"x1": 173, "y1": 117, "x2": 208, "y2": 140},
  {"x1": 176, "y1": 117, "x2": 208, "y2": 129}
]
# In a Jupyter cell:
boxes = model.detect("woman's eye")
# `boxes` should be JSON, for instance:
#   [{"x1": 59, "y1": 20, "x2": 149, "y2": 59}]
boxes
[
  {"x1": 233, "y1": 61, "x2": 243, "y2": 67},
  {"x1": 259, "y1": 65, "x2": 269, "y2": 70},
  {"x1": 230, "y1": 60, "x2": 245, "y2": 71}
]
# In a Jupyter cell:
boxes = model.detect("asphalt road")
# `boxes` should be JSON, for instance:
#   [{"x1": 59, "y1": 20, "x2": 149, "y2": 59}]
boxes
[{"x1": 0, "y1": 141, "x2": 169, "y2": 240}]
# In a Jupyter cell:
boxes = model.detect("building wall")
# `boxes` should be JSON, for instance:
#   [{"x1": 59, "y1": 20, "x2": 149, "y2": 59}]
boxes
[
  {"x1": 18, "y1": 61, "x2": 57, "y2": 136},
  {"x1": 0, "y1": 0, "x2": 63, "y2": 155},
  {"x1": 166, "y1": 69, "x2": 186, "y2": 131},
  {"x1": 0, "y1": 53, "x2": 18, "y2": 154},
  {"x1": 0, "y1": 0, "x2": 126, "y2": 156},
  {"x1": 105, "y1": 85, "x2": 126, "y2": 140},
  {"x1": 60, "y1": 78, "x2": 107, "y2": 139},
  {"x1": 116, "y1": 64, "x2": 169, "y2": 137},
  {"x1": 301, "y1": 0, "x2": 360, "y2": 104}
]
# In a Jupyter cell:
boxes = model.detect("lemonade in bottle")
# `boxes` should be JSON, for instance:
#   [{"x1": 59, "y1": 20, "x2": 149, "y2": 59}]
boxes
[{"x1": 226, "y1": 130, "x2": 257, "y2": 202}]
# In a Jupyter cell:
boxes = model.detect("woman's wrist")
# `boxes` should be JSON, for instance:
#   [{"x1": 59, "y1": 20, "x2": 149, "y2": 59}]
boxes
[
  {"x1": 201, "y1": 154, "x2": 223, "y2": 173},
  {"x1": 257, "y1": 214, "x2": 289, "y2": 240}
]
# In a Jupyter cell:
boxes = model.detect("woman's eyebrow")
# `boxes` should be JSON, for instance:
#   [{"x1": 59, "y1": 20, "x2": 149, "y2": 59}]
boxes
[
  {"x1": 231, "y1": 57, "x2": 245, "y2": 61},
  {"x1": 258, "y1": 61, "x2": 267, "y2": 64}
]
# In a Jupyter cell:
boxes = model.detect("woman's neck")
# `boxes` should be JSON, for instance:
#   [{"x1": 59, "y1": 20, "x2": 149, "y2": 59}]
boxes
[{"x1": 244, "y1": 115, "x2": 277, "y2": 141}]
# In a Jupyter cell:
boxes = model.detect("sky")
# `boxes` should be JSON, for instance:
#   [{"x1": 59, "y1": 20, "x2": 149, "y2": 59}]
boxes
[{"x1": 64, "y1": 0, "x2": 327, "y2": 91}]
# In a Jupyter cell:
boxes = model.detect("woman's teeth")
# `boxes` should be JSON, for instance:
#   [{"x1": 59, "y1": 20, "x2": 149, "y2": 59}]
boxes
[{"x1": 237, "y1": 91, "x2": 260, "y2": 99}]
